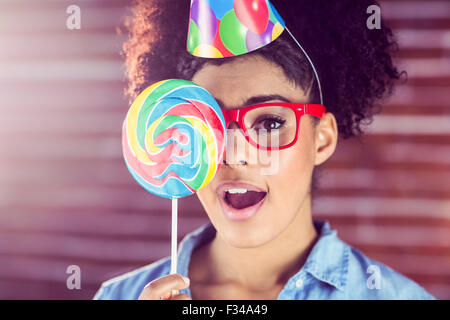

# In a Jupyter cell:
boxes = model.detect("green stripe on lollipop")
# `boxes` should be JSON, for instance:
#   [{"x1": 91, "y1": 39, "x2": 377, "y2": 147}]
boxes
[{"x1": 185, "y1": 133, "x2": 209, "y2": 191}]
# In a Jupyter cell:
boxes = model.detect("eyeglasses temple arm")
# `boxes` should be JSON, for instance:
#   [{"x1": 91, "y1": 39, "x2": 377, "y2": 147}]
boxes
[{"x1": 305, "y1": 104, "x2": 326, "y2": 119}]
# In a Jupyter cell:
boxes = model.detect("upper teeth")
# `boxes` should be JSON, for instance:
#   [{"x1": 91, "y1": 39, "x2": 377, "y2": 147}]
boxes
[{"x1": 226, "y1": 188, "x2": 248, "y2": 194}]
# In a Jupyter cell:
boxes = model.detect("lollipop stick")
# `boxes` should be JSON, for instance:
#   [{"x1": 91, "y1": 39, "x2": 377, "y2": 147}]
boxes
[
  {"x1": 171, "y1": 197, "x2": 178, "y2": 297},
  {"x1": 171, "y1": 197, "x2": 178, "y2": 274}
]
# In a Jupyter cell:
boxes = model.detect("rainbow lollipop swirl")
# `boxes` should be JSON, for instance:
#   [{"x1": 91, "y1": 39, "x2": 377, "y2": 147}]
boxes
[{"x1": 122, "y1": 79, "x2": 226, "y2": 199}]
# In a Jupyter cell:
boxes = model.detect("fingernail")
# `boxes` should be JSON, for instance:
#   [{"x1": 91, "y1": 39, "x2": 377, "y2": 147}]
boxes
[
  {"x1": 182, "y1": 276, "x2": 190, "y2": 284},
  {"x1": 161, "y1": 292, "x2": 171, "y2": 300}
]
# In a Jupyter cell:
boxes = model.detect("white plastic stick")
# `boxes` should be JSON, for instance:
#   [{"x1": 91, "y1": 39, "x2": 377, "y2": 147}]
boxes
[
  {"x1": 170, "y1": 197, "x2": 178, "y2": 297},
  {"x1": 171, "y1": 197, "x2": 178, "y2": 275}
]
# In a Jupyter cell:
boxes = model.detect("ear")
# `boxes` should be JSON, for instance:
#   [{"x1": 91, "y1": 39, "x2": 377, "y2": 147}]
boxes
[{"x1": 314, "y1": 112, "x2": 338, "y2": 166}]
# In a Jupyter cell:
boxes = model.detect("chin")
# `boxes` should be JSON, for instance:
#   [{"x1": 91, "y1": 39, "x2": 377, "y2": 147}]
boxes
[
  {"x1": 216, "y1": 218, "x2": 278, "y2": 248},
  {"x1": 222, "y1": 233, "x2": 271, "y2": 249},
  {"x1": 200, "y1": 194, "x2": 286, "y2": 247}
]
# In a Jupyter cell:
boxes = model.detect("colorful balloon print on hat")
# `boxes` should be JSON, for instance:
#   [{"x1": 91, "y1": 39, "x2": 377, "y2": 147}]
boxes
[
  {"x1": 187, "y1": 0, "x2": 286, "y2": 58},
  {"x1": 122, "y1": 79, "x2": 227, "y2": 199}
]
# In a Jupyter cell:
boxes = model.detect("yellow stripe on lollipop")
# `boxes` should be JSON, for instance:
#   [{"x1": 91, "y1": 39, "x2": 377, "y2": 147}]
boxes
[
  {"x1": 145, "y1": 117, "x2": 164, "y2": 155},
  {"x1": 126, "y1": 81, "x2": 167, "y2": 165},
  {"x1": 184, "y1": 116, "x2": 217, "y2": 190}
]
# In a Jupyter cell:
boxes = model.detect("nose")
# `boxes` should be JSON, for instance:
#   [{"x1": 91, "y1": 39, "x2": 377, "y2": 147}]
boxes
[{"x1": 222, "y1": 121, "x2": 248, "y2": 166}]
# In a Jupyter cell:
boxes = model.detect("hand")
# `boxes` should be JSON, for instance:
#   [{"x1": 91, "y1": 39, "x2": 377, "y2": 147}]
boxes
[{"x1": 138, "y1": 273, "x2": 191, "y2": 300}]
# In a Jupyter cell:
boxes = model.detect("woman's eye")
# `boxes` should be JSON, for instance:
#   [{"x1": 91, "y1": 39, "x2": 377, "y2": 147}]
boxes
[{"x1": 254, "y1": 116, "x2": 286, "y2": 131}]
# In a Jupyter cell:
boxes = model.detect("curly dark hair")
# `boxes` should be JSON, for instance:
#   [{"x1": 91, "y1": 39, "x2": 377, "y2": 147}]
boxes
[{"x1": 122, "y1": 0, "x2": 405, "y2": 139}]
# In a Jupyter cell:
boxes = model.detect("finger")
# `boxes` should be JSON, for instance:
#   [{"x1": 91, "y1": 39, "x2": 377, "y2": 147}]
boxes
[
  {"x1": 170, "y1": 293, "x2": 192, "y2": 300},
  {"x1": 160, "y1": 290, "x2": 178, "y2": 300},
  {"x1": 139, "y1": 274, "x2": 189, "y2": 300},
  {"x1": 138, "y1": 274, "x2": 190, "y2": 300}
]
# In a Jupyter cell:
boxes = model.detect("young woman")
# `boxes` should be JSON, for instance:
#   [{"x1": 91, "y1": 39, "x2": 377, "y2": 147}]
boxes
[{"x1": 94, "y1": 0, "x2": 435, "y2": 300}]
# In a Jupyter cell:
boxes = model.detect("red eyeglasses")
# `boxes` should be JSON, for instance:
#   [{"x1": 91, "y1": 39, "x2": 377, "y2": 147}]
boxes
[{"x1": 221, "y1": 103, "x2": 326, "y2": 150}]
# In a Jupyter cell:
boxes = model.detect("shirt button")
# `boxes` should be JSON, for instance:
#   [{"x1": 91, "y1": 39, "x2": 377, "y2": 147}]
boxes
[{"x1": 295, "y1": 278, "x2": 304, "y2": 288}]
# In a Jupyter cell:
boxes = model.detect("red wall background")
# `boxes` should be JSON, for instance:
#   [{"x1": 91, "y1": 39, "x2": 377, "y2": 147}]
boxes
[{"x1": 0, "y1": 0, "x2": 449, "y2": 299}]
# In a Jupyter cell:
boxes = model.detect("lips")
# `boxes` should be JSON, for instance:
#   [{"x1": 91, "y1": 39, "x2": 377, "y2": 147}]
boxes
[
  {"x1": 216, "y1": 182, "x2": 267, "y2": 221},
  {"x1": 225, "y1": 190, "x2": 267, "y2": 209}
]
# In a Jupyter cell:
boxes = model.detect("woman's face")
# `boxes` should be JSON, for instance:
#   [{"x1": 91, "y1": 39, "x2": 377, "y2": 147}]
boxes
[{"x1": 192, "y1": 55, "x2": 327, "y2": 248}]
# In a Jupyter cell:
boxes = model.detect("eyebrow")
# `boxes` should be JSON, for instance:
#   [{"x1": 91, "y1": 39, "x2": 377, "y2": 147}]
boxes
[{"x1": 215, "y1": 94, "x2": 291, "y2": 108}]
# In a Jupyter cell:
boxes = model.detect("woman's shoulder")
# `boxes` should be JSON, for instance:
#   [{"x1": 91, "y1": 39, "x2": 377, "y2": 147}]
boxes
[
  {"x1": 305, "y1": 221, "x2": 435, "y2": 299},
  {"x1": 93, "y1": 256, "x2": 172, "y2": 300},
  {"x1": 343, "y1": 244, "x2": 435, "y2": 300}
]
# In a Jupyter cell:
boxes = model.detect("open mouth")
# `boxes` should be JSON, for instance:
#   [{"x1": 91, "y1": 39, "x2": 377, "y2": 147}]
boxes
[
  {"x1": 224, "y1": 189, "x2": 267, "y2": 210},
  {"x1": 216, "y1": 182, "x2": 267, "y2": 221}
]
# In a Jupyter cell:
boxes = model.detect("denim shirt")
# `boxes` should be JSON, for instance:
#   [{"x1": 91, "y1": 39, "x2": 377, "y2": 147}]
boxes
[{"x1": 93, "y1": 221, "x2": 435, "y2": 300}]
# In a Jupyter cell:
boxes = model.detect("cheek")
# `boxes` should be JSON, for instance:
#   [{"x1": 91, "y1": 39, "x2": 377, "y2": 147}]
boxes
[
  {"x1": 268, "y1": 122, "x2": 316, "y2": 202},
  {"x1": 196, "y1": 183, "x2": 220, "y2": 221},
  {"x1": 196, "y1": 185, "x2": 213, "y2": 209},
  {"x1": 273, "y1": 147, "x2": 311, "y2": 191}
]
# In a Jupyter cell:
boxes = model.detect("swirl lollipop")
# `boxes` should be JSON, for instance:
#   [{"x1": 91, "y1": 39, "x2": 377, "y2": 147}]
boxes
[
  {"x1": 122, "y1": 79, "x2": 226, "y2": 275},
  {"x1": 122, "y1": 79, "x2": 226, "y2": 198}
]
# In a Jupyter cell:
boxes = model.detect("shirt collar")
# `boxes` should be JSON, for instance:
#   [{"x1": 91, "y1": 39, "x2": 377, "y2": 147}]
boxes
[
  {"x1": 302, "y1": 220, "x2": 349, "y2": 291},
  {"x1": 177, "y1": 220, "x2": 349, "y2": 293},
  {"x1": 177, "y1": 222, "x2": 216, "y2": 280}
]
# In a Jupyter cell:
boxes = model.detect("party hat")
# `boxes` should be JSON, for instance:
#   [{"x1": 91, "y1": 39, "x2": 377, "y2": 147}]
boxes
[{"x1": 187, "y1": 0, "x2": 286, "y2": 58}]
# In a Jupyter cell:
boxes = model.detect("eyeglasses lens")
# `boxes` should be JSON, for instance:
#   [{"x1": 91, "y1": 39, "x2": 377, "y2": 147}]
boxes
[{"x1": 243, "y1": 106, "x2": 297, "y2": 148}]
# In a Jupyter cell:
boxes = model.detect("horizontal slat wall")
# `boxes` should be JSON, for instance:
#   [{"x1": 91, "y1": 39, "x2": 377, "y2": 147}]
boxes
[{"x1": 0, "y1": 0, "x2": 449, "y2": 299}]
